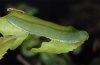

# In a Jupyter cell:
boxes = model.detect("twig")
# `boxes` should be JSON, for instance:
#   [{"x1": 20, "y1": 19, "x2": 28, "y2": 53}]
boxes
[{"x1": 17, "y1": 54, "x2": 31, "y2": 65}]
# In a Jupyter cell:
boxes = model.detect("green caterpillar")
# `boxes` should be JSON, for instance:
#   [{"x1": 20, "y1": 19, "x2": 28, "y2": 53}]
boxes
[{"x1": 0, "y1": 8, "x2": 89, "y2": 59}]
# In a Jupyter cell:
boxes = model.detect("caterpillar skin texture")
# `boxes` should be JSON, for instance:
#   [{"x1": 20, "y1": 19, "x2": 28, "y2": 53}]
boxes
[
  {"x1": 7, "y1": 16, "x2": 88, "y2": 43},
  {"x1": 4, "y1": 11, "x2": 89, "y2": 54}
]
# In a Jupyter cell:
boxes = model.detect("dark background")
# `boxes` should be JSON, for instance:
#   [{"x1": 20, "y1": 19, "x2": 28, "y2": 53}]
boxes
[{"x1": 0, "y1": 0, "x2": 100, "y2": 65}]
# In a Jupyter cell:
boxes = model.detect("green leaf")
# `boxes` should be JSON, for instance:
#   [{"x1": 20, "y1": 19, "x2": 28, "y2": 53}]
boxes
[
  {"x1": 31, "y1": 40, "x2": 85, "y2": 54},
  {"x1": 0, "y1": 17, "x2": 28, "y2": 50},
  {"x1": 0, "y1": 35, "x2": 16, "y2": 59}
]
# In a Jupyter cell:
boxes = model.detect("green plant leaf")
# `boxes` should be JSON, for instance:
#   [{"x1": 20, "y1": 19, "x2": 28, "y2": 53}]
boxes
[{"x1": 0, "y1": 35, "x2": 16, "y2": 59}]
